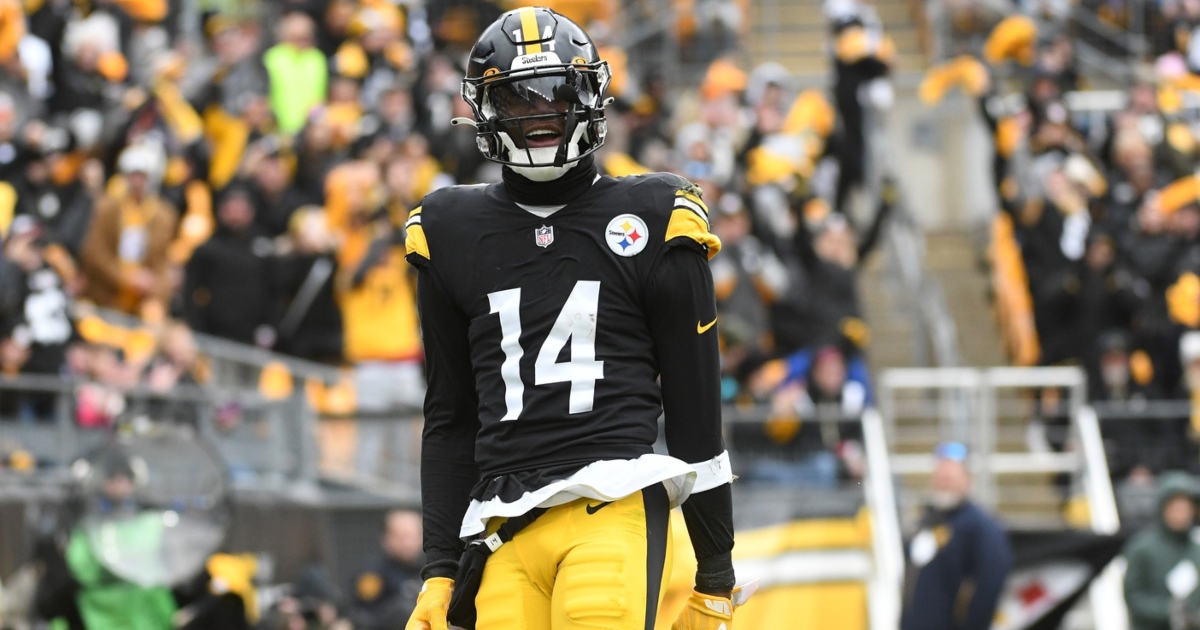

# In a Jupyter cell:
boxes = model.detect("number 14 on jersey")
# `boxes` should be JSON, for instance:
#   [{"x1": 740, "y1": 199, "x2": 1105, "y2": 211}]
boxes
[{"x1": 487, "y1": 281, "x2": 605, "y2": 420}]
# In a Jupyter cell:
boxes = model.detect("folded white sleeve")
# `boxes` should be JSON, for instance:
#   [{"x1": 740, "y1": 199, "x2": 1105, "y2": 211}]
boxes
[{"x1": 690, "y1": 450, "x2": 733, "y2": 493}]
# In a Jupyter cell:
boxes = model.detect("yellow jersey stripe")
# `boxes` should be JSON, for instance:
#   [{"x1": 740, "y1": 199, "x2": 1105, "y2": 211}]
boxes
[
  {"x1": 665, "y1": 208, "x2": 721, "y2": 259},
  {"x1": 519, "y1": 8, "x2": 542, "y2": 54},
  {"x1": 409, "y1": 206, "x2": 422, "y2": 217},
  {"x1": 405, "y1": 223, "x2": 430, "y2": 260}
]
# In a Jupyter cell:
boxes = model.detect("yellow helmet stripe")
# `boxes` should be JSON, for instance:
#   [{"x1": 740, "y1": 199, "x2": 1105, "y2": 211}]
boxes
[{"x1": 519, "y1": 8, "x2": 542, "y2": 54}]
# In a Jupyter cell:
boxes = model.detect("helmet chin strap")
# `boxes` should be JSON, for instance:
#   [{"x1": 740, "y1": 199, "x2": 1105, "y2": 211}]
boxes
[
  {"x1": 511, "y1": 161, "x2": 574, "y2": 182},
  {"x1": 553, "y1": 108, "x2": 578, "y2": 168}
]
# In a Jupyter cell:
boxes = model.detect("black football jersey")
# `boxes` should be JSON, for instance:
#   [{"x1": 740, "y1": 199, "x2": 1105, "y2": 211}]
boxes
[{"x1": 405, "y1": 173, "x2": 718, "y2": 480}]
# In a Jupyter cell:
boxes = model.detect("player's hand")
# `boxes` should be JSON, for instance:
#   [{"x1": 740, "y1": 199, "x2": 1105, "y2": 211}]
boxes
[
  {"x1": 405, "y1": 577, "x2": 454, "y2": 630},
  {"x1": 671, "y1": 580, "x2": 758, "y2": 629}
]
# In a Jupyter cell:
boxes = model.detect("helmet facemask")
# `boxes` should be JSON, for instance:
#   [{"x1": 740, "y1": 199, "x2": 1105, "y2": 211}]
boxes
[{"x1": 463, "y1": 60, "x2": 611, "y2": 181}]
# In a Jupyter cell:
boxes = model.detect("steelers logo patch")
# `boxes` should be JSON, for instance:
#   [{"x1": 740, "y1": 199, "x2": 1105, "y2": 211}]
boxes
[{"x1": 605, "y1": 214, "x2": 649, "y2": 257}]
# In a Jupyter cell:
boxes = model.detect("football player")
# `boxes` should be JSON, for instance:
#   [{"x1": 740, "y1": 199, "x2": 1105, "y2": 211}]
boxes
[{"x1": 404, "y1": 7, "x2": 739, "y2": 630}]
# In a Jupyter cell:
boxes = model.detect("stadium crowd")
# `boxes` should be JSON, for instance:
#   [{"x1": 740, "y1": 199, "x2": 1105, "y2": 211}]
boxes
[
  {"x1": 13, "y1": 0, "x2": 1200, "y2": 627},
  {"x1": 0, "y1": 0, "x2": 911, "y2": 627},
  {"x1": 921, "y1": 4, "x2": 1200, "y2": 481},
  {"x1": 0, "y1": 0, "x2": 897, "y2": 487}
]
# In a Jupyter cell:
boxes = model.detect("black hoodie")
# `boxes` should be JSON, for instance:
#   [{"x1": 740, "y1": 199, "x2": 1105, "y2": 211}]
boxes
[{"x1": 183, "y1": 224, "x2": 278, "y2": 344}]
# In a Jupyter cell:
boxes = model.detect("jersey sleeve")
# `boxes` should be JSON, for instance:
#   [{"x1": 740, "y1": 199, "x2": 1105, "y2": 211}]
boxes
[
  {"x1": 415, "y1": 263, "x2": 481, "y2": 579},
  {"x1": 645, "y1": 246, "x2": 735, "y2": 594},
  {"x1": 404, "y1": 205, "x2": 430, "y2": 267},
  {"x1": 665, "y1": 181, "x2": 722, "y2": 260}
]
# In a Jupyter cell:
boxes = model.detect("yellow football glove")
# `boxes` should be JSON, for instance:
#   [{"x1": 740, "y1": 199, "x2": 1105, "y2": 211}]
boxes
[
  {"x1": 405, "y1": 577, "x2": 454, "y2": 630},
  {"x1": 671, "y1": 580, "x2": 758, "y2": 629}
]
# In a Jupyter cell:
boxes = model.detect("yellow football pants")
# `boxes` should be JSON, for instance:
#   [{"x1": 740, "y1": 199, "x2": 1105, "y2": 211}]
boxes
[{"x1": 475, "y1": 483, "x2": 672, "y2": 630}]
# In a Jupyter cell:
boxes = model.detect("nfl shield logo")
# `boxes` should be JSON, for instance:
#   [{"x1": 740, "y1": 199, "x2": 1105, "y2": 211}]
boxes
[{"x1": 535, "y1": 225, "x2": 554, "y2": 248}]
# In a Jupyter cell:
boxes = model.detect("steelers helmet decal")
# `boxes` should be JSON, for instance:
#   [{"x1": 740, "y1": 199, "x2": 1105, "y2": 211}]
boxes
[{"x1": 461, "y1": 7, "x2": 612, "y2": 173}]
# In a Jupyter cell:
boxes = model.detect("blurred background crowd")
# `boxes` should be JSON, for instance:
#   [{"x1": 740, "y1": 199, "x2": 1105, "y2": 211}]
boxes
[
  {"x1": 0, "y1": 0, "x2": 908, "y2": 623},
  {"x1": 920, "y1": 0, "x2": 1200, "y2": 484},
  {"x1": 12, "y1": 0, "x2": 1200, "y2": 625},
  {"x1": 0, "y1": 0, "x2": 899, "y2": 489}
]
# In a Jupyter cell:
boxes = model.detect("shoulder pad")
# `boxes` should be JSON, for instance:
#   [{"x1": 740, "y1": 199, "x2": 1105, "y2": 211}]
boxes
[
  {"x1": 404, "y1": 205, "x2": 428, "y2": 265},
  {"x1": 663, "y1": 177, "x2": 721, "y2": 260},
  {"x1": 404, "y1": 185, "x2": 490, "y2": 267},
  {"x1": 618, "y1": 172, "x2": 721, "y2": 259},
  {"x1": 617, "y1": 170, "x2": 691, "y2": 190}
]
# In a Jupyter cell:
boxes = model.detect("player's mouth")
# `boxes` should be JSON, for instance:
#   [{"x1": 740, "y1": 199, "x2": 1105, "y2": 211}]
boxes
[{"x1": 522, "y1": 124, "x2": 564, "y2": 148}]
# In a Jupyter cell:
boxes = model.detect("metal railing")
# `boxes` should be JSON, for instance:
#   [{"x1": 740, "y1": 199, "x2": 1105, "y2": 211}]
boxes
[
  {"x1": 926, "y1": 0, "x2": 1148, "y2": 86},
  {"x1": 0, "y1": 373, "x2": 319, "y2": 492},
  {"x1": 1067, "y1": 0, "x2": 1148, "y2": 86},
  {"x1": 862, "y1": 408, "x2": 905, "y2": 630},
  {"x1": 876, "y1": 365, "x2": 1124, "y2": 630},
  {"x1": 1066, "y1": 88, "x2": 1200, "y2": 115},
  {"x1": 1078, "y1": 403, "x2": 1128, "y2": 630},
  {"x1": 78, "y1": 304, "x2": 344, "y2": 386},
  {"x1": 878, "y1": 366, "x2": 1088, "y2": 509}
]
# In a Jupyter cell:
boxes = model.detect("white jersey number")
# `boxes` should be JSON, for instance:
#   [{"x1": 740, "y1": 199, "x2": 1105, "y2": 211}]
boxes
[{"x1": 487, "y1": 280, "x2": 605, "y2": 420}]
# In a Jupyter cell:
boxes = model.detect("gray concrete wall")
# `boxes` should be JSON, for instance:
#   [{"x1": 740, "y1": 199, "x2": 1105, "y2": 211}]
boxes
[{"x1": 882, "y1": 88, "x2": 997, "y2": 232}]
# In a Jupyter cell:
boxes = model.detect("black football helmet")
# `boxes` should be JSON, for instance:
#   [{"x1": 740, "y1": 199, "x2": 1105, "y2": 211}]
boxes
[{"x1": 459, "y1": 7, "x2": 611, "y2": 176}]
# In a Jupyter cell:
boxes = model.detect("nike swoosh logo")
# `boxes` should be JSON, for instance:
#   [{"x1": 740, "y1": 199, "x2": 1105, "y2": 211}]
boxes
[
  {"x1": 585, "y1": 501, "x2": 613, "y2": 515},
  {"x1": 697, "y1": 318, "x2": 718, "y2": 334}
]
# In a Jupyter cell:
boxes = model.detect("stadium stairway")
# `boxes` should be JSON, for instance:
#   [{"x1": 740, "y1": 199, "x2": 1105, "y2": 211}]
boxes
[
  {"x1": 746, "y1": 0, "x2": 927, "y2": 84},
  {"x1": 857, "y1": 231, "x2": 1004, "y2": 372},
  {"x1": 923, "y1": 231, "x2": 1006, "y2": 368},
  {"x1": 857, "y1": 251, "x2": 916, "y2": 373},
  {"x1": 860, "y1": 231, "x2": 1070, "y2": 529}
]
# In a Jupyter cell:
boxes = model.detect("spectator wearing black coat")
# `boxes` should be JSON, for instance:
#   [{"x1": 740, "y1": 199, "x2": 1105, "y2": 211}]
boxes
[
  {"x1": 246, "y1": 137, "x2": 315, "y2": 237},
  {"x1": 273, "y1": 207, "x2": 342, "y2": 363},
  {"x1": 0, "y1": 216, "x2": 76, "y2": 419},
  {"x1": 710, "y1": 194, "x2": 788, "y2": 374},
  {"x1": 11, "y1": 136, "x2": 95, "y2": 257},
  {"x1": 828, "y1": 3, "x2": 892, "y2": 215},
  {"x1": 768, "y1": 180, "x2": 893, "y2": 355},
  {"x1": 1038, "y1": 229, "x2": 1144, "y2": 376},
  {"x1": 901, "y1": 442, "x2": 1012, "y2": 630},
  {"x1": 347, "y1": 509, "x2": 424, "y2": 630},
  {"x1": 183, "y1": 184, "x2": 277, "y2": 346}
]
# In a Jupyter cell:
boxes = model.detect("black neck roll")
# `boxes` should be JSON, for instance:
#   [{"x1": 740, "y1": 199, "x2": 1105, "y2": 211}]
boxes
[{"x1": 501, "y1": 154, "x2": 598, "y2": 206}]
